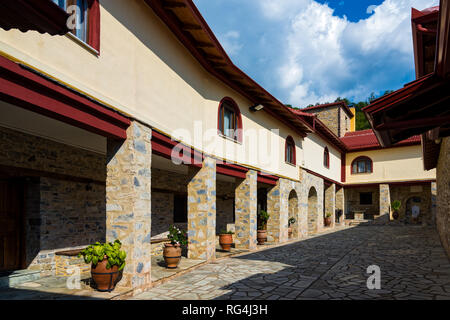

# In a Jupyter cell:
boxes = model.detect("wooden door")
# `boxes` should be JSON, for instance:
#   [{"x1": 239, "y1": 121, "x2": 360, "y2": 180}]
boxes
[{"x1": 0, "y1": 179, "x2": 24, "y2": 272}]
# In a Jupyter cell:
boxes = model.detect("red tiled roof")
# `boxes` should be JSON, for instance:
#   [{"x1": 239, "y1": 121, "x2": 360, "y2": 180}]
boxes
[{"x1": 341, "y1": 129, "x2": 421, "y2": 151}]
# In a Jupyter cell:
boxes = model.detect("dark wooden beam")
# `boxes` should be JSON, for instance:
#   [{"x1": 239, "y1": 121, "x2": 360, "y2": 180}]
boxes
[
  {"x1": 181, "y1": 23, "x2": 202, "y2": 30},
  {"x1": 162, "y1": 1, "x2": 186, "y2": 9}
]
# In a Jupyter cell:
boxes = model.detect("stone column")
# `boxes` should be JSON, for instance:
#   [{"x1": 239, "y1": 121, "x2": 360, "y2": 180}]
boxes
[
  {"x1": 431, "y1": 181, "x2": 437, "y2": 225},
  {"x1": 234, "y1": 170, "x2": 257, "y2": 250},
  {"x1": 187, "y1": 157, "x2": 216, "y2": 261},
  {"x1": 335, "y1": 187, "x2": 345, "y2": 225},
  {"x1": 379, "y1": 184, "x2": 391, "y2": 220},
  {"x1": 267, "y1": 179, "x2": 288, "y2": 243},
  {"x1": 106, "y1": 122, "x2": 152, "y2": 293},
  {"x1": 324, "y1": 183, "x2": 336, "y2": 228}
]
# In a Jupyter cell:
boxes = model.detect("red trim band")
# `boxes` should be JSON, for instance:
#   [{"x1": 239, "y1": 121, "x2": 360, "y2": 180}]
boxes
[{"x1": 0, "y1": 55, "x2": 130, "y2": 140}]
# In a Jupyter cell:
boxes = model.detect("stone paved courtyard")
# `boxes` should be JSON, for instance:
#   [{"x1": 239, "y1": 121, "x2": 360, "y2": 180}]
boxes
[{"x1": 132, "y1": 224, "x2": 450, "y2": 300}]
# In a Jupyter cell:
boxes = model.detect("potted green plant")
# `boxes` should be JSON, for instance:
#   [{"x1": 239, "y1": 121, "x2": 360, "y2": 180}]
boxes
[
  {"x1": 391, "y1": 200, "x2": 401, "y2": 220},
  {"x1": 78, "y1": 239, "x2": 126, "y2": 292},
  {"x1": 163, "y1": 225, "x2": 187, "y2": 269},
  {"x1": 288, "y1": 217, "x2": 296, "y2": 238},
  {"x1": 324, "y1": 212, "x2": 332, "y2": 227},
  {"x1": 218, "y1": 230, "x2": 234, "y2": 251},
  {"x1": 257, "y1": 210, "x2": 270, "y2": 245}
]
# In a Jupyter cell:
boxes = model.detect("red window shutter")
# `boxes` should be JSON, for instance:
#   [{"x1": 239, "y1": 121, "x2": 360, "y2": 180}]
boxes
[{"x1": 87, "y1": 0, "x2": 100, "y2": 52}]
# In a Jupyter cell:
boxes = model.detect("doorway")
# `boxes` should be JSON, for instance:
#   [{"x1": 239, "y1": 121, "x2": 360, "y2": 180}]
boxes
[{"x1": 0, "y1": 178, "x2": 25, "y2": 272}]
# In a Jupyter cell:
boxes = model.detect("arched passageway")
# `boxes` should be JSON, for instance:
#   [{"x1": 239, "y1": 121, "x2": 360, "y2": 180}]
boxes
[
  {"x1": 307, "y1": 187, "x2": 318, "y2": 235},
  {"x1": 288, "y1": 190, "x2": 299, "y2": 239}
]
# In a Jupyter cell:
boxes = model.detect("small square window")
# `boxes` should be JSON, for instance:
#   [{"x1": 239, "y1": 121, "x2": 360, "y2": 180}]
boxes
[{"x1": 360, "y1": 192, "x2": 372, "y2": 205}]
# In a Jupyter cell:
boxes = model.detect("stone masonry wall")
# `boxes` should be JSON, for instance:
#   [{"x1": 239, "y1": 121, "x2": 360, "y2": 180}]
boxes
[
  {"x1": 436, "y1": 137, "x2": 450, "y2": 258},
  {"x1": 346, "y1": 186, "x2": 380, "y2": 217},
  {"x1": 234, "y1": 170, "x2": 257, "y2": 249},
  {"x1": 304, "y1": 106, "x2": 340, "y2": 137},
  {"x1": 0, "y1": 126, "x2": 106, "y2": 276},
  {"x1": 299, "y1": 168, "x2": 324, "y2": 235},
  {"x1": 187, "y1": 157, "x2": 216, "y2": 261},
  {"x1": 106, "y1": 122, "x2": 152, "y2": 292},
  {"x1": 389, "y1": 184, "x2": 432, "y2": 224}
]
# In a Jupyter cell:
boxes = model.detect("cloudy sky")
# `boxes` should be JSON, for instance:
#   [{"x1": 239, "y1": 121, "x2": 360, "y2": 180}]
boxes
[{"x1": 193, "y1": 0, "x2": 438, "y2": 108}]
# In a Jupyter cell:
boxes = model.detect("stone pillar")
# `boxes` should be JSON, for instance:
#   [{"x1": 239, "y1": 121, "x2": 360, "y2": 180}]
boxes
[
  {"x1": 106, "y1": 122, "x2": 152, "y2": 292},
  {"x1": 187, "y1": 157, "x2": 216, "y2": 261},
  {"x1": 335, "y1": 187, "x2": 345, "y2": 226},
  {"x1": 379, "y1": 184, "x2": 391, "y2": 220},
  {"x1": 431, "y1": 181, "x2": 437, "y2": 225},
  {"x1": 324, "y1": 183, "x2": 336, "y2": 228},
  {"x1": 234, "y1": 170, "x2": 257, "y2": 250},
  {"x1": 267, "y1": 179, "x2": 288, "y2": 243}
]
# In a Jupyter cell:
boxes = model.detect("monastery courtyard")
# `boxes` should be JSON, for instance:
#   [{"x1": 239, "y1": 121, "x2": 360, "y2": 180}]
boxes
[{"x1": 132, "y1": 223, "x2": 450, "y2": 300}]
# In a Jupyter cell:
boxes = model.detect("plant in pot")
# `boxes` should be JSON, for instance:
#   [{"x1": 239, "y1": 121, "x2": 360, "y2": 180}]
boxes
[
  {"x1": 324, "y1": 212, "x2": 332, "y2": 227},
  {"x1": 288, "y1": 217, "x2": 296, "y2": 239},
  {"x1": 218, "y1": 230, "x2": 234, "y2": 251},
  {"x1": 163, "y1": 225, "x2": 187, "y2": 269},
  {"x1": 78, "y1": 239, "x2": 126, "y2": 292},
  {"x1": 391, "y1": 200, "x2": 401, "y2": 220},
  {"x1": 257, "y1": 210, "x2": 270, "y2": 245}
]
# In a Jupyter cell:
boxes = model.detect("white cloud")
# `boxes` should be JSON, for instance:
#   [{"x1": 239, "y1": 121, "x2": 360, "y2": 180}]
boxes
[
  {"x1": 219, "y1": 30, "x2": 243, "y2": 56},
  {"x1": 256, "y1": 0, "x2": 439, "y2": 107},
  {"x1": 366, "y1": 5, "x2": 378, "y2": 14}
]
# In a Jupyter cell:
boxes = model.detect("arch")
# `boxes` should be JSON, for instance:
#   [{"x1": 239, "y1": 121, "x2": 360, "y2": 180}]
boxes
[
  {"x1": 351, "y1": 156, "x2": 373, "y2": 174},
  {"x1": 285, "y1": 136, "x2": 296, "y2": 165},
  {"x1": 405, "y1": 196, "x2": 423, "y2": 223},
  {"x1": 217, "y1": 97, "x2": 243, "y2": 142},
  {"x1": 288, "y1": 189, "x2": 299, "y2": 239},
  {"x1": 323, "y1": 147, "x2": 330, "y2": 168},
  {"x1": 307, "y1": 186, "x2": 319, "y2": 234}
]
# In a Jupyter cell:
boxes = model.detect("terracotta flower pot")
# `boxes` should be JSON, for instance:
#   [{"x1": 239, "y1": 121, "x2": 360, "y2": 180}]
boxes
[
  {"x1": 324, "y1": 217, "x2": 332, "y2": 227},
  {"x1": 393, "y1": 211, "x2": 399, "y2": 220},
  {"x1": 219, "y1": 234, "x2": 233, "y2": 251},
  {"x1": 288, "y1": 227, "x2": 293, "y2": 238},
  {"x1": 91, "y1": 256, "x2": 120, "y2": 292},
  {"x1": 163, "y1": 243, "x2": 182, "y2": 269},
  {"x1": 257, "y1": 230, "x2": 267, "y2": 245}
]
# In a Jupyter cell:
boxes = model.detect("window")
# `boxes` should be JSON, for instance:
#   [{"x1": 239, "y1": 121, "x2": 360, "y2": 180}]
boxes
[
  {"x1": 52, "y1": 0, "x2": 100, "y2": 51},
  {"x1": 323, "y1": 147, "x2": 330, "y2": 168},
  {"x1": 351, "y1": 156, "x2": 373, "y2": 174},
  {"x1": 360, "y1": 192, "x2": 373, "y2": 205},
  {"x1": 218, "y1": 97, "x2": 242, "y2": 142},
  {"x1": 285, "y1": 136, "x2": 296, "y2": 165}
]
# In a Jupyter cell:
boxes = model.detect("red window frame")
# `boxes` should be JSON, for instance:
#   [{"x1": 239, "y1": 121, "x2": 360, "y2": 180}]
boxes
[
  {"x1": 217, "y1": 97, "x2": 243, "y2": 142},
  {"x1": 285, "y1": 136, "x2": 296, "y2": 165},
  {"x1": 351, "y1": 156, "x2": 373, "y2": 174},
  {"x1": 86, "y1": 0, "x2": 101, "y2": 52},
  {"x1": 324, "y1": 147, "x2": 330, "y2": 169}
]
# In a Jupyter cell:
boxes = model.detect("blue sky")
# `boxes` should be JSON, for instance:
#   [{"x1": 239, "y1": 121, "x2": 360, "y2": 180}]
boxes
[{"x1": 193, "y1": 0, "x2": 438, "y2": 107}]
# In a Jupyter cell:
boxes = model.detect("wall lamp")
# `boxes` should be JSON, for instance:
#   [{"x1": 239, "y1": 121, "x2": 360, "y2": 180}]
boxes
[{"x1": 249, "y1": 104, "x2": 264, "y2": 112}]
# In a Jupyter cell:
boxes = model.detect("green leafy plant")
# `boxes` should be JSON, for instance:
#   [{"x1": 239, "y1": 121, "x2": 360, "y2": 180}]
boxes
[
  {"x1": 168, "y1": 225, "x2": 188, "y2": 246},
  {"x1": 258, "y1": 210, "x2": 270, "y2": 230},
  {"x1": 288, "y1": 217, "x2": 296, "y2": 226},
  {"x1": 391, "y1": 200, "x2": 401, "y2": 211},
  {"x1": 219, "y1": 230, "x2": 234, "y2": 235},
  {"x1": 325, "y1": 212, "x2": 332, "y2": 218},
  {"x1": 78, "y1": 239, "x2": 126, "y2": 271}
]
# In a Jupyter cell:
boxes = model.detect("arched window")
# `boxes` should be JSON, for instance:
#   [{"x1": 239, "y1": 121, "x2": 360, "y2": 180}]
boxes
[
  {"x1": 323, "y1": 147, "x2": 330, "y2": 168},
  {"x1": 285, "y1": 136, "x2": 296, "y2": 165},
  {"x1": 218, "y1": 97, "x2": 242, "y2": 142},
  {"x1": 351, "y1": 156, "x2": 373, "y2": 174}
]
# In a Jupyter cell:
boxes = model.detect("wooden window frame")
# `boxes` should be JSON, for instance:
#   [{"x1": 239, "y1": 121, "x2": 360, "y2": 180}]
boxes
[
  {"x1": 351, "y1": 156, "x2": 373, "y2": 174},
  {"x1": 285, "y1": 136, "x2": 296, "y2": 165},
  {"x1": 217, "y1": 97, "x2": 243, "y2": 143},
  {"x1": 323, "y1": 147, "x2": 330, "y2": 169}
]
